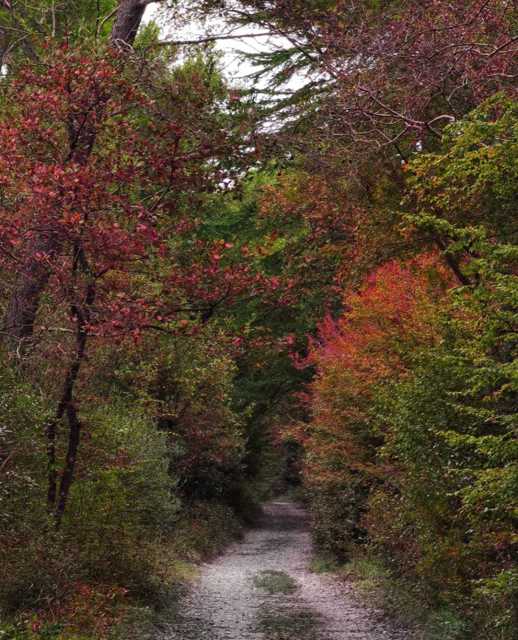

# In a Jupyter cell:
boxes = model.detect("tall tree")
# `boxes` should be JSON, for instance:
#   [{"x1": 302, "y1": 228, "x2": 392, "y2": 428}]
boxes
[{"x1": 2, "y1": 0, "x2": 161, "y2": 353}]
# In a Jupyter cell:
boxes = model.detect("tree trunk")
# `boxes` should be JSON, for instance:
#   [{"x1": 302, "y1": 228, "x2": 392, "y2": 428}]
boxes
[
  {"x1": 54, "y1": 403, "x2": 82, "y2": 526},
  {"x1": 111, "y1": 0, "x2": 151, "y2": 46},
  {"x1": 4, "y1": 230, "x2": 61, "y2": 354},
  {"x1": 2, "y1": 0, "x2": 153, "y2": 354},
  {"x1": 50, "y1": 278, "x2": 96, "y2": 525}
]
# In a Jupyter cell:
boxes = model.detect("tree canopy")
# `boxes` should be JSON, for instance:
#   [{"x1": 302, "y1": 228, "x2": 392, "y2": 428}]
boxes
[{"x1": 0, "y1": 2, "x2": 516, "y2": 639}]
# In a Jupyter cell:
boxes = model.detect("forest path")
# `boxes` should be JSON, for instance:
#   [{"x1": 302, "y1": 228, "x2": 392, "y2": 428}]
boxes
[{"x1": 160, "y1": 499, "x2": 408, "y2": 640}]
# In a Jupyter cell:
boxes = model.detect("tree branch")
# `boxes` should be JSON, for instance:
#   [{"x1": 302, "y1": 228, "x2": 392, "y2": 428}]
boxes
[{"x1": 157, "y1": 31, "x2": 274, "y2": 47}]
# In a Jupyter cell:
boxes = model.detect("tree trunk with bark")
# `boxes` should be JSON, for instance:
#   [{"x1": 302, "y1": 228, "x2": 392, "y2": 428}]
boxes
[{"x1": 112, "y1": 0, "x2": 152, "y2": 45}]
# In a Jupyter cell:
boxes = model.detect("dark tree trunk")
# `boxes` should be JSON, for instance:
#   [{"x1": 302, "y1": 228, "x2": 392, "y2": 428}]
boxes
[
  {"x1": 50, "y1": 278, "x2": 96, "y2": 526},
  {"x1": 2, "y1": 0, "x2": 153, "y2": 355},
  {"x1": 46, "y1": 418, "x2": 58, "y2": 513},
  {"x1": 433, "y1": 236, "x2": 472, "y2": 287},
  {"x1": 54, "y1": 403, "x2": 82, "y2": 525},
  {"x1": 111, "y1": 0, "x2": 151, "y2": 46},
  {"x1": 4, "y1": 230, "x2": 61, "y2": 354}
]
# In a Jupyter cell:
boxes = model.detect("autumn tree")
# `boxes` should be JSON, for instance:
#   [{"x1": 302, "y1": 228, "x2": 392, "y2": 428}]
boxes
[
  {"x1": 0, "y1": 0, "x2": 164, "y2": 351},
  {"x1": 299, "y1": 95, "x2": 517, "y2": 636},
  {"x1": 199, "y1": 1, "x2": 517, "y2": 148},
  {"x1": 0, "y1": 39, "x2": 265, "y2": 523}
]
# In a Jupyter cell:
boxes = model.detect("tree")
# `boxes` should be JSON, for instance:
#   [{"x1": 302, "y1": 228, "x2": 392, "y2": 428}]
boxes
[
  {"x1": 1, "y1": 0, "x2": 161, "y2": 352},
  {"x1": 299, "y1": 252, "x2": 451, "y2": 555},
  {"x1": 0, "y1": 43, "x2": 262, "y2": 522},
  {"x1": 201, "y1": 1, "x2": 517, "y2": 150},
  {"x1": 112, "y1": 0, "x2": 157, "y2": 44},
  {"x1": 298, "y1": 96, "x2": 517, "y2": 634}
]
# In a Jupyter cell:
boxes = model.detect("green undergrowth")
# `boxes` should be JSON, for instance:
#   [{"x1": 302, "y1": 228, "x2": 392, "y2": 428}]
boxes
[
  {"x1": 255, "y1": 603, "x2": 322, "y2": 640},
  {"x1": 167, "y1": 501, "x2": 244, "y2": 564},
  {"x1": 311, "y1": 552, "x2": 474, "y2": 640},
  {"x1": 0, "y1": 501, "x2": 244, "y2": 640}
]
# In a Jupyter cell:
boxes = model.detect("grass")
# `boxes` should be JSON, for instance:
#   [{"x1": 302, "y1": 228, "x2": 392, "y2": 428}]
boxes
[
  {"x1": 316, "y1": 552, "x2": 471, "y2": 640},
  {"x1": 309, "y1": 553, "x2": 341, "y2": 574},
  {"x1": 255, "y1": 603, "x2": 322, "y2": 640},
  {"x1": 253, "y1": 570, "x2": 298, "y2": 595}
]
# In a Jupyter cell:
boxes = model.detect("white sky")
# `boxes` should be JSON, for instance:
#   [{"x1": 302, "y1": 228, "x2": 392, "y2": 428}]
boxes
[{"x1": 144, "y1": 4, "x2": 307, "y2": 91}]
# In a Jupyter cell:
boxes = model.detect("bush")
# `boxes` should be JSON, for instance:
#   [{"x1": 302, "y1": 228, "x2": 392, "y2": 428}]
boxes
[
  {"x1": 0, "y1": 385, "x2": 178, "y2": 623},
  {"x1": 106, "y1": 330, "x2": 246, "y2": 502},
  {"x1": 308, "y1": 480, "x2": 369, "y2": 560},
  {"x1": 61, "y1": 402, "x2": 179, "y2": 589}
]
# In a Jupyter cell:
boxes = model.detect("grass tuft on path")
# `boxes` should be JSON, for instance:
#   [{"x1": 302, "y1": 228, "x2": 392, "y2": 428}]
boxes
[{"x1": 253, "y1": 570, "x2": 298, "y2": 595}]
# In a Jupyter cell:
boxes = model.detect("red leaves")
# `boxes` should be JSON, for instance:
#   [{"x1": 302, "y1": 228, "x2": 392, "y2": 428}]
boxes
[
  {"x1": 166, "y1": 239, "x2": 272, "y2": 314},
  {"x1": 0, "y1": 47, "x2": 259, "y2": 344},
  {"x1": 300, "y1": 252, "x2": 454, "y2": 489},
  {"x1": 309, "y1": 252, "x2": 452, "y2": 374}
]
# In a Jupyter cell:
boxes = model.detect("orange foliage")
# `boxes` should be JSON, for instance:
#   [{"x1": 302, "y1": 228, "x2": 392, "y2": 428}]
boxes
[{"x1": 302, "y1": 252, "x2": 453, "y2": 488}]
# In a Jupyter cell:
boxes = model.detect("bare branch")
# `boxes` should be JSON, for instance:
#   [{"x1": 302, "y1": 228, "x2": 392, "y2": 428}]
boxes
[{"x1": 157, "y1": 31, "x2": 275, "y2": 47}]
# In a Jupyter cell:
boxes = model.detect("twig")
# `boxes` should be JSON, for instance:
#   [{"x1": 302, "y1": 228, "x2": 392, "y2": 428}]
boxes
[{"x1": 157, "y1": 31, "x2": 274, "y2": 47}]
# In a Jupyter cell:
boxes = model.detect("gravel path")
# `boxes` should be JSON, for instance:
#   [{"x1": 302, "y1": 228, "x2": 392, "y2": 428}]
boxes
[{"x1": 161, "y1": 499, "x2": 409, "y2": 640}]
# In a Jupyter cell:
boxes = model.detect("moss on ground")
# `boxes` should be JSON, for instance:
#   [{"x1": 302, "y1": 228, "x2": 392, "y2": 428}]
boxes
[
  {"x1": 253, "y1": 570, "x2": 298, "y2": 595},
  {"x1": 255, "y1": 603, "x2": 322, "y2": 640}
]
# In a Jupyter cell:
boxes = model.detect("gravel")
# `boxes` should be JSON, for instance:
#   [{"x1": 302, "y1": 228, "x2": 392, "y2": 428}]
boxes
[{"x1": 160, "y1": 499, "x2": 410, "y2": 639}]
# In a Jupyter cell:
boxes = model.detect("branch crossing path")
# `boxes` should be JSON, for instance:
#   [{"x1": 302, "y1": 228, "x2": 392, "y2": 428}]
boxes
[{"x1": 160, "y1": 500, "x2": 409, "y2": 640}]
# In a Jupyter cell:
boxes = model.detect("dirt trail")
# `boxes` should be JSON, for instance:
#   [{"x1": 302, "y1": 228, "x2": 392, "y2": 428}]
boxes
[{"x1": 161, "y1": 499, "x2": 409, "y2": 639}]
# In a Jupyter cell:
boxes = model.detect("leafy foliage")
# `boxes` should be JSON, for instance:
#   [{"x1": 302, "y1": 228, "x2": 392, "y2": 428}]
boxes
[
  {"x1": 0, "y1": 3, "x2": 516, "y2": 640},
  {"x1": 301, "y1": 97, "x2": 517, "y2": 638}
]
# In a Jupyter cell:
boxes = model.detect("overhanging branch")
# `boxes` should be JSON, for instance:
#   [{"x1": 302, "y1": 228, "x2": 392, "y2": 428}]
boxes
[{"x1": 157, "y1": 31, "x2": 274, "y2": 47}]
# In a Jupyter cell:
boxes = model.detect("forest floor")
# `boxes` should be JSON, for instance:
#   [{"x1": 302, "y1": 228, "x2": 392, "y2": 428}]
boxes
[{"x1": 159, "y1": 499, "x2": 409, "y2": 640}]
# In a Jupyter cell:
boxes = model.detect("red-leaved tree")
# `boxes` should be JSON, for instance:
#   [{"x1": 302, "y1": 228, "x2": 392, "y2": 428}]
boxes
[{"x1": 0, "y1": 46, "x2": 267, "y2": 523}]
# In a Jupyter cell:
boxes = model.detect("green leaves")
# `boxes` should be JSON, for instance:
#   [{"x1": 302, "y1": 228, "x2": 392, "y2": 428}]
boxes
[
  {"x1": 405, "y1": 94, "x2": 518, "y2": 244},
  {"x1": 303, "y1": 95, "x2": 517, "y2": 635}
]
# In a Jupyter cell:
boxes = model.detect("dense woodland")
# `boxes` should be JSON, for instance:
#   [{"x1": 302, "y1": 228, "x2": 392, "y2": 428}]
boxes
[{"x1": 0, "y1": 1, "x2": 516, "y2": 639}]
